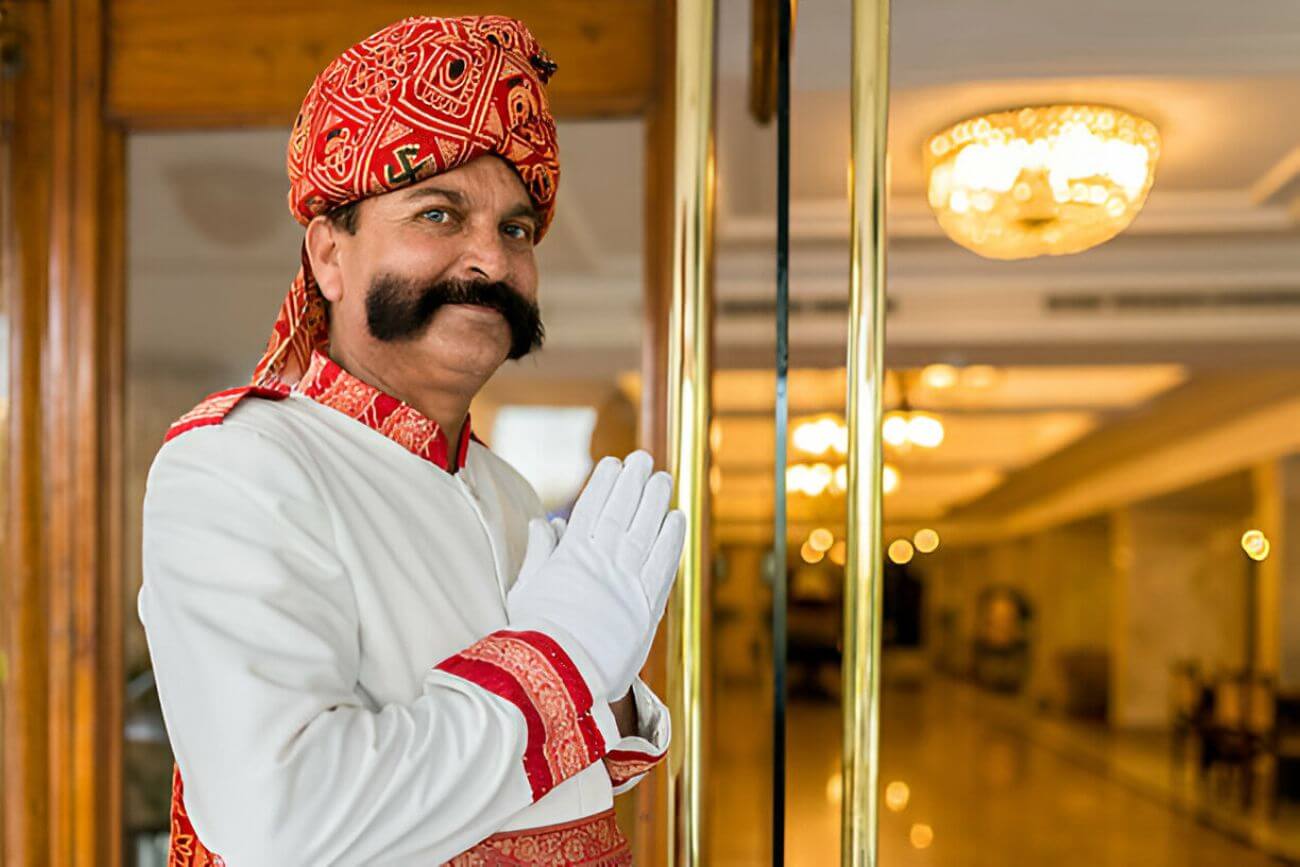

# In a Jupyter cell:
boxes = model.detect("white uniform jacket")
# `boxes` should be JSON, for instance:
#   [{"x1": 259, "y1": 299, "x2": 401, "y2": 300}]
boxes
[{"x1": 139, "y1": 351, "x2": 670, "y2": 865}]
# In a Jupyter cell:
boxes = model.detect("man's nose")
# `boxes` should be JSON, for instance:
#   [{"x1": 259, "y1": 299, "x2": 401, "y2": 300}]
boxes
[{"x1": 455, "y1": 223, "x2": 509, "y2": 284}]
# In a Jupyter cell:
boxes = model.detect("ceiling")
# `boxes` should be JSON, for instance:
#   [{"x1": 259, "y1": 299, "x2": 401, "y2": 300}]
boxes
[
  {"x1": 692, "y1": 364, "x2": 1188, "y2": 541},
  {"x1": 124, "y1": 0, "x2": 1300, "y2": 543}
]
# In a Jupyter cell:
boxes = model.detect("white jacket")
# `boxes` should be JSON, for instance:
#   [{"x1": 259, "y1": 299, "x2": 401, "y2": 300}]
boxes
[{"x1": 139, "y1": 383, "x2": 669, "y2": 866}]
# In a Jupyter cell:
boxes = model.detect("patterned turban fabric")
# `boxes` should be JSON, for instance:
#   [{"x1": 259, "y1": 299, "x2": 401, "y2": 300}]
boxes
[{"x1": 252, "y1": 15, "x2": 560, "y2": 388}]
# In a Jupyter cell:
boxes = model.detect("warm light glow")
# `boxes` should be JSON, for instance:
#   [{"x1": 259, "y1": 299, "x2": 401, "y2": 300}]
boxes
[
  {"x1": 810, "y1": 462, "x2": 834, "y2": 494},
  {"x1": 834, "y1": 464, "x2": 848, "y2": 492},
  {"x1": 829, "y1": 540, "x2": 847, "y2": 566},
  {"x1": 801, "y1": 541, "x2": 825, "y2": 564},
  {"x1": 1242, "y1": 529, "x2": 1271, "y2": 562},
  {"x1": 710, "y1": 420, "x2": 723, "y2": 452},
  {"x1": 888, "y1": 539, "x2": 915, "y2": 565},
  {"x1": 921, "y1": 364, "x2": 959, "y2": 390},
  {"x1": 925, "y1": 105, "x2": 1160, "y2": 259},
  {"x1": 709, "y1": 465, "x2": 722, "y2": 495},
  {"x1": 885, "y1": 780, "x2": 911, "y2": 812},
  {"x1": 907, "y1": 413, "x2": 945, "y2": 448},
  {"x1": 882, "y1": 412, "x2": 910, "y2": 447},
  {"x1": 809, "y1": 528, "x2": 835, "y2": 552},
  {"x1": 788, "y1": 461, "x2": 845, "y2": 497},
  {"x1": 914, "y1": 528, "x2": 940, "y2": 553},
  {"x1": 883, "y1": 463, "x2": 900, "y2": 495},
  {"x1": 826, "y1": 771, "x2": 843, "y2": 806},
  {"x1": 788, "y1": 465, "x2": 816, "y2": 496},
  {"x1": 792, "y1": 416, "x2": 847, "y2": 457},
  {"x1": 883, "y1": 410, "x2": 945, "y2": 449},
  {"x1": 962, "y1": 365, "x2": 999, "y2": 389},
  {"x1": 910, "y1": 823, "x2": 934, "y2": 849}
]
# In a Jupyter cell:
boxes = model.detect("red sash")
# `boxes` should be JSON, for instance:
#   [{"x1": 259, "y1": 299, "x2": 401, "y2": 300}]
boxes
[
  {"x1": 167, "y1": 765, "x2": 630, "y2": 866},
  {"x1": 445, "y1": 809, "x2": 630, "y2": 866}
]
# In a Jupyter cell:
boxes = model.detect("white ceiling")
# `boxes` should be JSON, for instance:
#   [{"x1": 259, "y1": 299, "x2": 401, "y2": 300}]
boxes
[
  {"x1": 711, "y1": 0, "x2": 1300, "y2": 371},
  {"x1": 753, "y1": 0, "x2": 1300, "y2": 91}
]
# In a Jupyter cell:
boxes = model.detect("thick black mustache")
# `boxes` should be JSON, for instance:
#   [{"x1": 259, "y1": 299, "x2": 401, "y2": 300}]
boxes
[{"x1": 364, "y1": 274, "x2": 544, "y2": 360}]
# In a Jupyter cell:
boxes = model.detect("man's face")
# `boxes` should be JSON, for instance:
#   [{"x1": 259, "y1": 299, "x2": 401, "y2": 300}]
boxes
[{"x1": 322, "y1": 155, "x2": 544, "y2": 388}]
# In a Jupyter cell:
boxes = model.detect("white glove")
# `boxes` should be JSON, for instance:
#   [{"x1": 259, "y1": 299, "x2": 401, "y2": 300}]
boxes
[
  {"x1": 514, "y1": 515, "x2": 568, "y2": 591},
  {"x1": 507, "y1": 450, "x2": 686, "y2": 701}
]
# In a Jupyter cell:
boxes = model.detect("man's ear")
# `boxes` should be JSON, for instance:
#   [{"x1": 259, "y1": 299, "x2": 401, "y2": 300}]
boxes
[{"x1": 304, "y1": 215, "x2": 346, "y2": 304}]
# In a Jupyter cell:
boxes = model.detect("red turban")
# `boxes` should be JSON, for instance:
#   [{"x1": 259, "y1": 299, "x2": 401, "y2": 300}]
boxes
[{"x1": 252, "y1": 15, "x2": 560, "y2": 388}]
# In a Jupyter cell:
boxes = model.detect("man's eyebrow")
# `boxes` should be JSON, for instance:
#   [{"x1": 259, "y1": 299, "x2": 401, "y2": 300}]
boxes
[
  {"x1": 402, "y1": 186, "x2": 467, "y2": 206},
  {"x1": 402, "y1": 187, "x2": 538, "y2": 224},
  {"x1": 502, "y1": 201, "x2": 541, "y2": 225}
]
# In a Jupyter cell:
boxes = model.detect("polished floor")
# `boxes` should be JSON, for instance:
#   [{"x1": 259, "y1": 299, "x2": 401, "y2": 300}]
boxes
[{"x1": 709, "y1": 665, "x2": 1290, "y2": 865}]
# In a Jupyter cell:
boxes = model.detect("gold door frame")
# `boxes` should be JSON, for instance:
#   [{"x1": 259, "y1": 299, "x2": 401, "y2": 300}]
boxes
[
  {"x1": 665, "y1": 1, "x2": 715, "y2": 865},
  {"x1": 842, "y1": 1, "x2": 891, "y2": 865}
]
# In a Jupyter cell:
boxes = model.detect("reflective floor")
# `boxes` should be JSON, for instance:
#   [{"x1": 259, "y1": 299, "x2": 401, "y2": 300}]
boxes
[{"x1": 711, "y1": 663, "x2": 1289, "y2": 866}]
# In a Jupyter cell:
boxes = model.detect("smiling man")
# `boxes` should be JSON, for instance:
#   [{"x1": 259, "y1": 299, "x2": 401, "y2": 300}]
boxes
[{"x1": 138, "y1": 16, "x2": 683, "y2": 866}]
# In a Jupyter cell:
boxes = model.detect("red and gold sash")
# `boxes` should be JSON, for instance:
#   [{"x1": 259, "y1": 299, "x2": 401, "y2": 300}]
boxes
[
  {"x1": 446, "y1": 810, "x2": 630, "y2": 866},
  {"x1": 167, "y1": 765, "x2": 630, "y2": 867}
]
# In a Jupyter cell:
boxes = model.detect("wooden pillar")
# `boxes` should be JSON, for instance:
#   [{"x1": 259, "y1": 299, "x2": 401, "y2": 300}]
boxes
[
  {"x1": 633, "y1": 0, "x2": 676, "y2": 862},
  {"x1": 2, "y1": 3, "x2": 55, "y2": 861},
  {"x1": 1, "y1": 0, "x2": 124, "y2": 862}
]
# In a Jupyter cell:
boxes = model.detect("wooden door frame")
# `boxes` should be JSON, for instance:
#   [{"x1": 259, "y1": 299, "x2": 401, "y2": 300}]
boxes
[
  {"x1": 2, "y1": 2, "x2": 675, "y2": 864},
  {"x1": 3, "y1": 0, "x2": 125, "y2": 863}
]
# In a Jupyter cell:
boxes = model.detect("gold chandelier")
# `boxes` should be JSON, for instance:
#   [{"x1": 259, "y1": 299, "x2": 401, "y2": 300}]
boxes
[
  {"x1": 788, "y1": 414, "x2": 907, "y2": 498},
  {"x1": 925, "y1": 104, "x2": 1160, "y2": 260}
]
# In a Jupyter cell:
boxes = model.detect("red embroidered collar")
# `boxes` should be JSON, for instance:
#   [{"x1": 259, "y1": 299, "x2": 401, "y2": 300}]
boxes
[{"x1": 296, "y1": 350, "x2": 477, "y2": 474}]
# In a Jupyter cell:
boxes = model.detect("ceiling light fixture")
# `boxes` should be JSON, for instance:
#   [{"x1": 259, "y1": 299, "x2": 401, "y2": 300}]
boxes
[{"x1": 925, "y1": 104, "x2": 1160, "y2": 259}]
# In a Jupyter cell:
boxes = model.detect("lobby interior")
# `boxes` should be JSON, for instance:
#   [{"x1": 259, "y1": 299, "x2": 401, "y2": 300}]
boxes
[{"x1": 8, "y1": 0, "x2": 1300, "y2": 864}]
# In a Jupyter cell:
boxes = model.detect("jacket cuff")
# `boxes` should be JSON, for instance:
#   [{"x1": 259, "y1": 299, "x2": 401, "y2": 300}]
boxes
[
  {"x1": 434, "y1": 629, "x2": 615, "y2": 802},
  {"x1": 603, "y1": 677, "x2": 671, "y2": 794}
]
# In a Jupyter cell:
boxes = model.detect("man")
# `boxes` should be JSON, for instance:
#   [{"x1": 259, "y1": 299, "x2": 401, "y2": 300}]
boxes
[{"x1": 139, "y1": 15, "x2": 684, "y2": 866}]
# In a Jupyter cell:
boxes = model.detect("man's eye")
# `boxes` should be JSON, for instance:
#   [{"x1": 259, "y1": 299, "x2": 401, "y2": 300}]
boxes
[
  {"x1": 503, "y1": 223, "x2": 532, "y2": 240},
  {"x1": 421, "y1": 209, "x2": 450, "y2": 223}
]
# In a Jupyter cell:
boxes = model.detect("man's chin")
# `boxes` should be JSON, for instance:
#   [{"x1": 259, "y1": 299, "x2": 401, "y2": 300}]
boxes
[{"x1": 415, "y1": 315, "x2": 513, "y2": 362}]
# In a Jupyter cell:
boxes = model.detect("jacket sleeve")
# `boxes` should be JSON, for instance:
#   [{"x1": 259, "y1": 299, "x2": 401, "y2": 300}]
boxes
[
  {"x1": 603, "y1": 677, "x2": 672, "y2": 794},
  {"x1": 138, "y1": 421, "x2": 623, "y2": 866}
]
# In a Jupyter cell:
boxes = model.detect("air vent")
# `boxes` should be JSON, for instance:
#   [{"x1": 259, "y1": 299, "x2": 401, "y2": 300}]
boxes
[{"x1": 1046, "y1": 289, "x2": 1300, "y2": 313}]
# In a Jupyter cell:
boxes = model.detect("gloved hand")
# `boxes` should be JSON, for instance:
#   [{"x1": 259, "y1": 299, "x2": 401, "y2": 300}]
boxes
[{"x1": 507, "y1": 450, "x2": 686, "y2": 702}]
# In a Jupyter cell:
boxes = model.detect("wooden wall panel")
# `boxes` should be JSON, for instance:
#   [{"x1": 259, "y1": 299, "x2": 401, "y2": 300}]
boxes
[
  {"x1": 97, "y1": 124, "x2": 128, "y2": 867},
  {"x1": 2, "y1": 0, "x2": 122, "y2": 862},
  {"x1": 106, "y1": 0, "x2": 656, "y2": 127},
  {"x1": 2, "y1": 2, "x2": 54, "y2": 862}
]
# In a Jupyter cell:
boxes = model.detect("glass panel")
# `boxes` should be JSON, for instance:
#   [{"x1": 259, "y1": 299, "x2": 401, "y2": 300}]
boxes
[
  {"x1": 711, "y1": 0, "x2": 1300, "y2": 863},
  {"x1": 490, "y1": 405, "x2": 598, "y2": 513},
  {"x1": 707, "y1": 0, "x2": 792, "y2": 861},
  {"x1": 871, "y1": 3, "x2": 1300, "y2": 865},
  {"x1": 122, "y1": 129, "x2": 290, "y2": 864}
]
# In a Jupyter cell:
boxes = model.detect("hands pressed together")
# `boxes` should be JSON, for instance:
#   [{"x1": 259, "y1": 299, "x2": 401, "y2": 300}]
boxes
[{"x1": 506, "y1": 450, "x2": 687, "y2": 703}]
